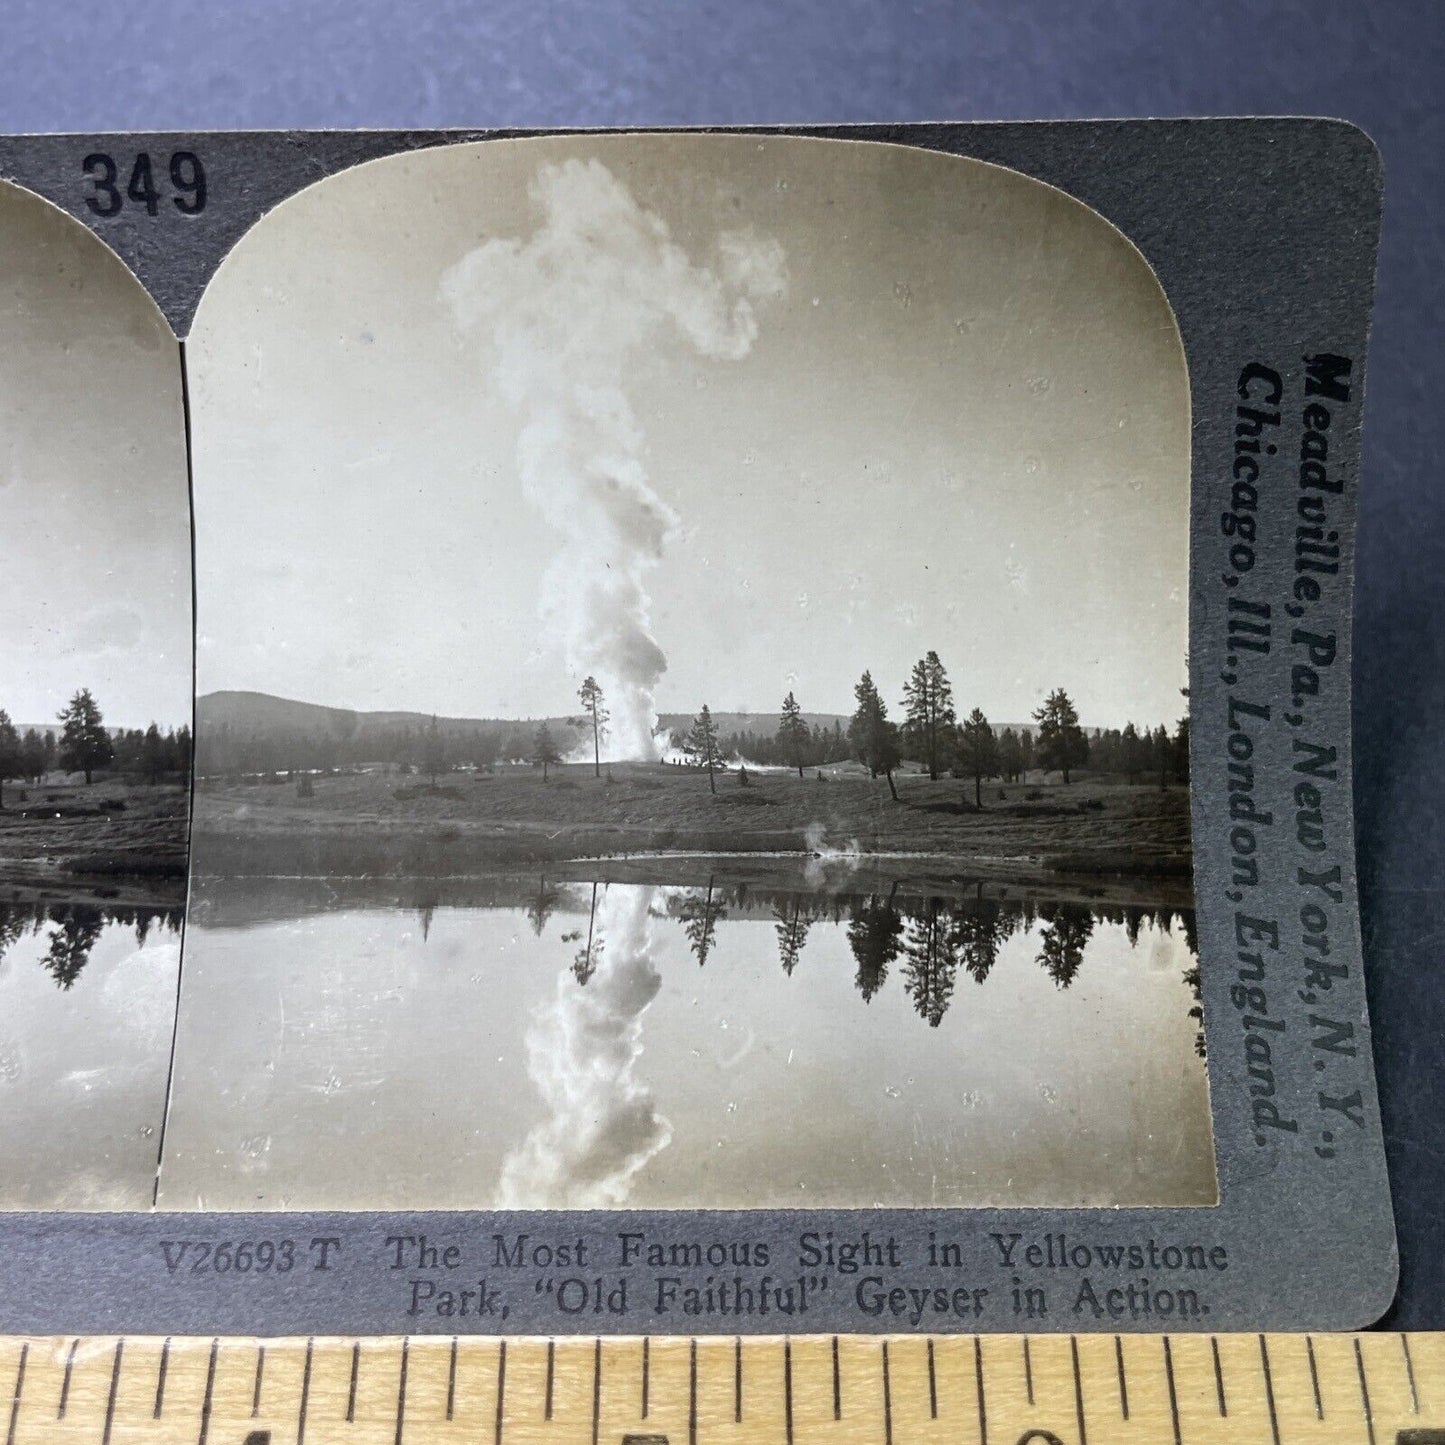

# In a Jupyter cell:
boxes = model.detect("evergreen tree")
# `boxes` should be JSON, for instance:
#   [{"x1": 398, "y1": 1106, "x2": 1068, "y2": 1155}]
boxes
[
  {"x1": 1037, "y1": 907, "x2": 1094, "y2": 989},
  {"x1": 572, "y1": 881, "x2": 602, "y2": 983},
  {"x1": 532, "y1": 722, "x2": 562, "y2": 781},
  {"x1": 848, "y1": 671, "x2": 902, "y2": 800},
  {"x1": 577, "y1": 676, "x2": 608, "y2": 778},
  {"x1": 685, "y1": 705, "x2": 725, "y2": 794},
  {"x1": 526, "y1": 874, "x2": 561, "y2": 937},
  {"x1": 1173, "y1": 716, "x2": 1191, "y2": 786},
  {"x1": 57, "y1": 689, "x2": 112, "y2": 784},
  {"x1": 1032, "y1": 687, "x2": 1087, "y2": 784},
  {"x1": 0, "y1": 710, "x2": 20, "y2": 809},
  {"x1": 953, "y1": 900, "x2": 1014, "y2": 984},
  {"x1": 1019, "y1": 729, "x2": 1035, "y2": 778},
  {"x1": 901, "y1": 651, "x2": 956, "y2": 780},
  {"x1": 776, "y1": 691, "x2": 810, "y2": 778},
  {"x1": 1121, "y1": 722, "x2": 1145, "y2": 783},
  {"x1": 997, "y1": 727, "x2": 1023, "y2": 784},
  {"x1": 20, "y1": 729, "x2": 46, "y2": 785},
  {"x1": 956, "y1": 707, "x2": 998, "y2": 807},
  {"x1": 678, "y1": 878, "x2": 725, "y2": 965},
  {"x1": 848, "y1": 892, "x2": 904, "y2": 1002},
  {"x1": 902, "y1": 899, "x2": 960, "y2": 1027},
  {"x1": 422, "y1": 714, "x2": 449, "y2": 785},
  {"x1": 41, "y1": 906, "x2": 104, "y2": 990},
  {"x1": 141, "y1": 722, "x2": 167, "y2": 785},
  {"x1": 1151, "y1": 724, "x2": 1172, "y2": 790},
  {"x1": 773, "y1": 896, "x2": 812, "y2": 975}
]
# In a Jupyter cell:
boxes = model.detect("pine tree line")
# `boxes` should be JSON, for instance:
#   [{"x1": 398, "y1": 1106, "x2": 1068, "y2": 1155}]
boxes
[
  {"x1": 549, "y1": 878, "x2": 1201, "y2": 1046},
  {"x1": 678, "y1": 653, "x2": 1187, "y2": 799},
  {"x1": 0, "y1": 688, "x2": 192, "y2": 806}
]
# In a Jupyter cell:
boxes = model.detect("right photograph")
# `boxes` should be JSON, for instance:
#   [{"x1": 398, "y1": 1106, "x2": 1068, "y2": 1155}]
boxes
[{"x1": 166, "y1": 133, "x2": 1211, "y2": 1212}]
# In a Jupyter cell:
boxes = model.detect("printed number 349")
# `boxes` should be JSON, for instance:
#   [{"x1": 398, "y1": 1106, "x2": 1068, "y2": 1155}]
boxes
[{"x1": 82, "y1": 152, "x2": 206, "y2": 217}]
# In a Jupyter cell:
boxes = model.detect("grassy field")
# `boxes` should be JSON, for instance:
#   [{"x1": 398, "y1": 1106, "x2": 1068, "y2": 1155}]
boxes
[
  {"x1": 0, "y1": 779, "x2": 190, "y2": 904},
  {"x1": 193, "y1": 761, "x2": 1190, "y2": 886}
]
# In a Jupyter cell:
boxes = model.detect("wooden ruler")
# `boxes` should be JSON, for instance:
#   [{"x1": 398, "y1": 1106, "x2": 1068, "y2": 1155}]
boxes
[{"x1": 1, "y1": 1333, "x2": 1440, "y2": 1445}]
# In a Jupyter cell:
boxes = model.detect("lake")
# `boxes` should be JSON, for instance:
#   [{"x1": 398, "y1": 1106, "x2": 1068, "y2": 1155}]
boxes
[
  {"x1": 157, "y1": 877, "x2": 1215, "y2": 1211},
  {"x1": 0, "y1": 902, "x2": 182, "y2": 1209}
]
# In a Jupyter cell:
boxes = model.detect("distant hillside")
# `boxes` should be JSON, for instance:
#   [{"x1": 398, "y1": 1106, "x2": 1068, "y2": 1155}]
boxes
[
  {"x1": 198, "y1": 692, "x2": 860, "y2": 741},
  {"x1": 199, "y1": 690, "x2": 571, "y2": 737}
]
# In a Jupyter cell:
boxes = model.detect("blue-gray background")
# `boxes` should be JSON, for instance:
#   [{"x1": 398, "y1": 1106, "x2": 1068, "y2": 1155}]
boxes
[{"x1": 3, "y1": 0, "x2": 1439, "y2": 1328}]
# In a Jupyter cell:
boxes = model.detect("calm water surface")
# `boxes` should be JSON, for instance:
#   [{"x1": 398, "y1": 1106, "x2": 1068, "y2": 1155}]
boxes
[
  {"x1": 0, "y1": 903, "x2": 182, "y2": 1208},
  {"x1": 159, "y1": 880, "x2": 1215, "y2": 1211}
]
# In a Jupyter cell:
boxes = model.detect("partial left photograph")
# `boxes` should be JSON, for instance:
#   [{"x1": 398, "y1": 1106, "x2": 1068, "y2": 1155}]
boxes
[{"x1": 0, "y1": 181, "x2": 192, "y2": 1208}]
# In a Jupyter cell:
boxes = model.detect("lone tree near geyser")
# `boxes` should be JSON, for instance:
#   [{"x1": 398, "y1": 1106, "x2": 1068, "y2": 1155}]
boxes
[
  {"x1": 957, "y1": 707, "x2": 998, "y2": 808},
  {"x1": 902, "y1": 650, "x2": 956, "y2": 781},
  {"x1": 685, "y1": 705, "x2": 725, "y2": 795},
  {"x1": 0, "y1": 711, "x2": 20, "y2": 809},
  {"x1": 849, "y1": 671, "x2": 901, "y2": 801},
  {"x1": 57, "y1": 688, "x2": 112, "y2": 785},
  {"x1": 776, "y1": 691, "x2": 810, "y2": 778},
  {"x1": 577, "y1": 676, "x2": 609, "y2": 778},
  {"x1": 532, "y1": 722, "x2": 563, "y2": 782},
  {"x1": 1033, "y1": 687, "x2": 1088, "y2": 785}
]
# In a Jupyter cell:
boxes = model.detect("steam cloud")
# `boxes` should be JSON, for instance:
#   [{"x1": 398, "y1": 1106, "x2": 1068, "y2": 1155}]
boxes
[
  {"x1": 442, "y1": 158, "x2": 786, "y2": 757},
  {"x1": 497, "y1": 885, "x2": 670, "y2": 1208}
]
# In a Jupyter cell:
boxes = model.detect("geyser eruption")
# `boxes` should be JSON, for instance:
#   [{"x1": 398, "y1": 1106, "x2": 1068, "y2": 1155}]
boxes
[
  {"x1": 497, "y1": 884, "x2": 669, "y2": 1208},
  {"x1": 442, "y1": 157, "x2": 786, "y2": 758}
]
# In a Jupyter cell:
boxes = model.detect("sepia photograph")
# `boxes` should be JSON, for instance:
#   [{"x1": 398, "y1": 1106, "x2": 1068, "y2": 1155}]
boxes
[
  {"x1": 155, "y1": 133, "x2": 1212, "y2": 1211},
  {"x1": 0, "y1": 179, "x2": 192, "y2": 1208}
]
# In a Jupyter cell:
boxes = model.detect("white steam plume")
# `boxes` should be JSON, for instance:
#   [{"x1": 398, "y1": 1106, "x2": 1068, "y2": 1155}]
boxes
[
  {"x1": 497, "y1": 885, "x2": 669, "y2": 1208},
  {"x1": 442, "y1": 158, "x2": 786, "y2": 758}
]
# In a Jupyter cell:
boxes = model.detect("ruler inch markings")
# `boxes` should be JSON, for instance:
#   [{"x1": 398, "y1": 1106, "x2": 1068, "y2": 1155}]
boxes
[
  {"x1": 590, "y1": 1337, "x2": 601, "y2": 1445},
  {"x1": 3, "y1": 1331, "x2": 1442, "y2": 1443},
  {"x1": 736, "y1": 1335, "x2": 743, "y2": 1423},
  {"x1": 1402, "y1": 1331, "x2": 1421, "y2": 1413},
  {"x1": 6, "y1": 1342, "x2": 27, "y2": 1445},
  {"x1": 197, "y1": 1337, "x2": 219, "y2": 1445},
  {"x1": 394, "y1": 1336, "x2": 409, "y2": 1445},
  {"x1": 155, "y1": 1335, "x2": 173, "y2": 1419},
  {"x1": 56, "y1": 1337, "x2": 79, "y2": 1419},
  {"x1": 974, "y1": 1335, "x2": 988, "y2": 1445},
  {"x1": 1162, "y1": 1335, "x2": 1181, "y2": 1445},
  {"x1": 297, "y1": 1337, "x2": 314, "y2": 1445},
  {"x1": 1355, "y1": 1336, "x2": 1377, "y2": 1445},
  {"x1": 495, "y1": 1339, "x2": 506, "y2": 1445},
  {"x1": 1259, "y1": 1333, "x2": 1282, "y2": 1445},
  {"x1": 1306, "y1": 1332, "x2": 1324, "y2": 1419}
]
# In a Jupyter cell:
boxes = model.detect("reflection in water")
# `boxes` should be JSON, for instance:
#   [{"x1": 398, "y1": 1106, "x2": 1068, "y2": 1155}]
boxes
[
  {"x1": 526, "y1": 874, "x2": 562, "y2": 938},
  {"x1": 572, "y1": 880, "x2": 602, "y2": 984},
  {"x1": 0, "y1": 901, "x2": 184, "y2": 990},
  {"x1": 849, "y1": 889, "x2": 904, "y2": 1003},
  {"x1": 674, "y1": 875, "x2": 725, "y2": 966},
  {"x1": 773, "y1": 895, "x2": 812, "y2": 976},
  {"x1": 0, "y1": 903, "x2": 183, "y2": 1210},
  {"x1": 162, "y1": 878, "x2": 1214, "y2": 1211},
  {"x1": 497, "y1": 884, "x2": 670, "y2": 1209}
]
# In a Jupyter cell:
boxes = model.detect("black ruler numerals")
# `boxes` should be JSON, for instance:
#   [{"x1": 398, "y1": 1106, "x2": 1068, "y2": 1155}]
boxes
[{"x1": 81, "y1": 151, "x2": 207, "y2": 218}]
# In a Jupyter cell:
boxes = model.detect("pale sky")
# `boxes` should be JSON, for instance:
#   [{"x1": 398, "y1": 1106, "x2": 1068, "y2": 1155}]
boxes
[
  {"x1": 190, "y1": 134, "x2": 1189, "y2": 729},
  {"x1": 0, "y1": 182, "x2": 191, "y2": 731}
]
